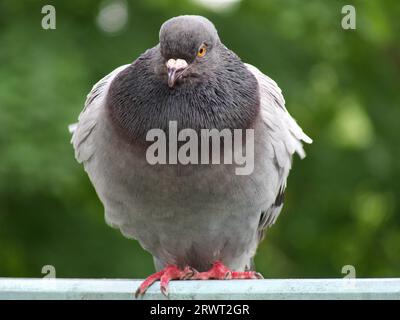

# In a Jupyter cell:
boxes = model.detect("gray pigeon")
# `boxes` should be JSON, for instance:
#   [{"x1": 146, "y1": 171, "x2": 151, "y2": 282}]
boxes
[{"x1": 70, "y1": 15, "x2": 312, "y2": 296}]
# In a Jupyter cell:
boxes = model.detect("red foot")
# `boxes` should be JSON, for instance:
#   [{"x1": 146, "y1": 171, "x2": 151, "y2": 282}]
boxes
[
  {"x1": 189, "y1": 261, "x2": 263, "y2": 280},
  {"x1": 135, "y1": 265, "x2": 195, "y2": 298}
]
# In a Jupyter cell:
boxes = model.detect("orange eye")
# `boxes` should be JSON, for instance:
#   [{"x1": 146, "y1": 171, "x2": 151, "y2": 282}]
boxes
[{"x1": 197, "y1": 45, "x2": 207, "y2": 57}]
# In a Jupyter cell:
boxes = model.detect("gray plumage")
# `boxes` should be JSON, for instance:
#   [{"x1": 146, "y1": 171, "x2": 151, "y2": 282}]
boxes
[{"x1": 70, "y1": 15, "x2": 312, "y2": 272}]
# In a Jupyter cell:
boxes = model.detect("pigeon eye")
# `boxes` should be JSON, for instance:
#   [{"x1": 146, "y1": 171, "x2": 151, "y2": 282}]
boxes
[{"x1": 197, "y1": 45, "x2": 207, "y2": 57}]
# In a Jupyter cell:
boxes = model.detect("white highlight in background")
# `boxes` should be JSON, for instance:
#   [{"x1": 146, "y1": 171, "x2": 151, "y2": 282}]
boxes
[
  {"x1": 96, "y1": 0, "x2": 128, "y2": 34},
  {"x1": 191, "y1": 0, "x2": 241, "y2": 12}
]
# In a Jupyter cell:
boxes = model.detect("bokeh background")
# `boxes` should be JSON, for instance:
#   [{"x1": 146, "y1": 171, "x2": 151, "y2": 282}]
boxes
[{"x1": 1, "y1": 0, "x2": 399, "y2": 279}]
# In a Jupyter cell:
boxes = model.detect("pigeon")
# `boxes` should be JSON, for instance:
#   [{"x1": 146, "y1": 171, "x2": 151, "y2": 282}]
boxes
[{"x1": 70, "y1": 15, "x2": 312, "y2": 297}]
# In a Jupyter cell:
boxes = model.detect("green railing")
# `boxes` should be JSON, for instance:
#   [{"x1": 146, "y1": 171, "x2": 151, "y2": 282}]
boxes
[{"x1": 0, "y1": 278, "x2": 399, "y2": 299}]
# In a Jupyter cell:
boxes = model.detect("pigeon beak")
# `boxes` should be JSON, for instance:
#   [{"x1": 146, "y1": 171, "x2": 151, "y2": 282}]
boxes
[{"x1": 166, "y1": 58, "x2": 188, "y2": 88}]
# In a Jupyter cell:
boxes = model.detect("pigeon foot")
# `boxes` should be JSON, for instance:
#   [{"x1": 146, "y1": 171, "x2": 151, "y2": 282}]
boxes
[
  {"x1": 189, "y1": 261, "x2": 264, "y2": 280},
  {"x1": 135, "y1": 265, "x2": 195, "y2": 298}
]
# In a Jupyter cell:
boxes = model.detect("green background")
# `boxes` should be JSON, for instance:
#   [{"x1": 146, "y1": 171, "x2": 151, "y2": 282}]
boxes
[{"x1": 0, "y1": 0, "x2": 399, "y2": 279}]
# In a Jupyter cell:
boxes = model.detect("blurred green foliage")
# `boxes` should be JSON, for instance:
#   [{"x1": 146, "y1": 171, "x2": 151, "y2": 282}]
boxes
[{"x1": 0, "y1": 0, "x2": 399, "y2": 279}]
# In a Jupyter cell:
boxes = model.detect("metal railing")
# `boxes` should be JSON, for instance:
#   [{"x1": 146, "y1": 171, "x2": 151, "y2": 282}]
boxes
[{"x1": 0, "y1": 278, "x2": 399, "y2": 299}]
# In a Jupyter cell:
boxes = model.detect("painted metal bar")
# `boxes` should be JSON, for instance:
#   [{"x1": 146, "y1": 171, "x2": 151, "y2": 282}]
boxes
[{"x1": 0, "y1": 278, "x2": 399, "y2": 300}]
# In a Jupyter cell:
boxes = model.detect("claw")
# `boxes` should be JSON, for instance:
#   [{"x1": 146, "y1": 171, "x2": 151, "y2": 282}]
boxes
[
  {"x1": 135, "y1": 264, "x2": 197, "y2": 298},
  {"x1": 181, "y1": 266, "x2": 197, "y2": 280},
  {"x1": 134, "y1": 269, "x2": 164, "y2": 298},
  {"x1": 224, "y1": 271, "x2": 232, "y2": 280},
  {"x1": 160, "y1": 283, "x2": 169, "y2": 297},
  {"x1": 134, "y1": 287, "x2": 141, "y2": 298}
]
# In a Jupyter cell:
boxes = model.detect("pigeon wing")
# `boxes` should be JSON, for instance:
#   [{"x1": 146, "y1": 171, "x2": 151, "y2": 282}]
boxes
[
  {"x1": 245, "y1": 63, "x2": 312, "y2": 239},
  {"x1": 70, "y1": 64, "x2": 130, "y2": 163}
]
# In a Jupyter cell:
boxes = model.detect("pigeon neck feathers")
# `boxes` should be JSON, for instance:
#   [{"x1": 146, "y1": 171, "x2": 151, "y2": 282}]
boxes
[{"x1": 106, "y1": 44, "x2": 260, "y2": 144}]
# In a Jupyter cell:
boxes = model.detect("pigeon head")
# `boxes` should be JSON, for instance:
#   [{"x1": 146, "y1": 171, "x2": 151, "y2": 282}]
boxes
[{"x1": 159, "y1": 15, "x2": 220, "y2": 88}]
